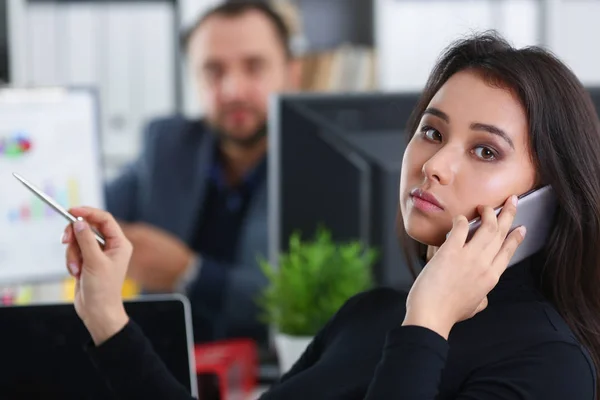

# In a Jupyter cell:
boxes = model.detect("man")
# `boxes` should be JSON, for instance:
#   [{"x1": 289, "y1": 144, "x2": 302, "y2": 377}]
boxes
[{"x1": 105, "y1": 1, "x2": 299, "y2": 345}]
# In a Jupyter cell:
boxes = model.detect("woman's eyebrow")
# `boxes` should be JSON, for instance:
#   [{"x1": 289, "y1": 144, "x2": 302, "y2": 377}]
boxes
[
  {"x1": 470, "y1": 122, "x2": 514, "y2": 149},
  {"x1": 423, "y1": 107, "x2": 515, "y2": 149}
]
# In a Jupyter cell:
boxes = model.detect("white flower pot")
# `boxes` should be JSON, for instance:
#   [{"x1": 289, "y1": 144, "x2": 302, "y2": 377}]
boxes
[{"x1": 274, "y1": 332, "x2": 313, "y2": 375}]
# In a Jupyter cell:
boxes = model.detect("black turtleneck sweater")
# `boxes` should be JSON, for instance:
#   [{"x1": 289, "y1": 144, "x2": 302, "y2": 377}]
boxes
[{"x1": 86, "y1": 257, "x2": 597, "y2": 399}]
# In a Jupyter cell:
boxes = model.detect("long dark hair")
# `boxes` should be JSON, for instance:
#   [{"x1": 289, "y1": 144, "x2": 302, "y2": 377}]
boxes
[{"x1": 400, "y1": 31, "x2": 600, "y2": 395}]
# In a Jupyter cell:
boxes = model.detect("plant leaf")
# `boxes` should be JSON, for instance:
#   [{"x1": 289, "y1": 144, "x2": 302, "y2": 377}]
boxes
[{"x1": 256, "y1": 228, "x2": 377, "y2": 336}]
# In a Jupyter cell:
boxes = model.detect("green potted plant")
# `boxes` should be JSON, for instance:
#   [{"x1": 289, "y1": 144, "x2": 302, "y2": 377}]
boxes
[{"x1": 258, "y1": 227, "x2": 377, "y2": 373}]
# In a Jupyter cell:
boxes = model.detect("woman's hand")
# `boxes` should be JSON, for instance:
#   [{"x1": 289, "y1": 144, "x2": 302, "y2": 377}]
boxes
[
  {"x1": 61, "y1": 207, "x2": 132, "y2": 346},
  {"x1": 403, "y1": 195, "x2": 526, "y2": 339}
]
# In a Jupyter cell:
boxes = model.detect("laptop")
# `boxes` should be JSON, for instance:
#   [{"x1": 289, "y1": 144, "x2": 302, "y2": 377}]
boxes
[{"x1": 0, "y1": 293, "x2": 198, "y2": 399}]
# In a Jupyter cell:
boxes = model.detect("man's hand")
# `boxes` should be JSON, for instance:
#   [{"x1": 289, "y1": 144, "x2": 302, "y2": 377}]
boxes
[{"x1": 120, "y1": 223, "x2": 194, "y2": 292}]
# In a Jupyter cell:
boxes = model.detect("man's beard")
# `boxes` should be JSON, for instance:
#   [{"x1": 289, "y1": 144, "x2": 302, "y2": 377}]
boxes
[
  {"x1": 213, "y1": 122, "x2": 267, "y2": 148},
  {"x1": 208, "y1": 105, "x2": 267, "y2": 148}
]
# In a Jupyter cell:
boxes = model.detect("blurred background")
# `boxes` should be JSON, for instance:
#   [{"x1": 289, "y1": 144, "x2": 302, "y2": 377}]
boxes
[{"x1": 2, "y1": 0, "x2": 598, "y2": 181}]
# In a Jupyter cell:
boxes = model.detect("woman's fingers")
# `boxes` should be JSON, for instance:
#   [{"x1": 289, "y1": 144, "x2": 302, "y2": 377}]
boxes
[
  {"x1": 445, "y1": 215, "x2": 470, "y2": 247},
  {"x1": 68, "y1": 207, "x2": 127, "y2": 250},
  {"x1": 61, "y1": 224, "x2": 73, "y2": 244},
  {"x1": 467, "y1": 195, "x2": 519, "y2": 254},
  {"x1": 496, "y1": 195, "x2": 518, "y2": 240},
  {"x1": 466, "y1": 205, "x2": 498, "y2": 248},
  {"x1": 492, "y1": 225, "x2": 527, "y2": 273},
  {"x1": 72, "y1": 219, "x2": 105, "y2": 264},
  {"x1": 65, "y1": 241, "x2": 82, "y2": 278},
  {"x1": 63, "y1": 206, "x2": 123, "y2": 275}
]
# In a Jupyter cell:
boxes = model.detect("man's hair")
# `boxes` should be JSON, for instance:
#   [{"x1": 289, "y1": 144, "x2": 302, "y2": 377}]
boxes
[{"x1": 180, "y1": 1, "x2": 291, "y2": 58}]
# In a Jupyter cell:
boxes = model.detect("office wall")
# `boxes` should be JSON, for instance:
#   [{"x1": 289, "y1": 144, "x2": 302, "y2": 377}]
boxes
[
  {"x1": 546, "y1": 0, "x2": 600, "y2": 86},
  {"x1": 8, "y1": 1, "x2": 177, "y2": 181},
  {"x1": 178, "y1": 0, "x2": 219, "y2": 119},
  {"x1": 375, "y1": 0, "x2": 600, "y2": 91},
  {"x1": 375, "y1": 0, "x2": 540, "y2": 91}
]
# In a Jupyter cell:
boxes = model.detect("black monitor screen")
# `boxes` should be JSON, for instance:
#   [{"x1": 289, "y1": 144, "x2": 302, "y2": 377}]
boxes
[
  {"x1": 0, "y1": 296, "x2": 195, "y2": 399},
  {"x1": 272, "y1": 100, "x2": 372, "y2": 249}
]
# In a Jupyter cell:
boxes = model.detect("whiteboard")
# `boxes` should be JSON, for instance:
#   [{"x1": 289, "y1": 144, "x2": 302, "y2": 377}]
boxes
[{"x1": 0, "y1": 87, "x2": 104, "y2": 284}]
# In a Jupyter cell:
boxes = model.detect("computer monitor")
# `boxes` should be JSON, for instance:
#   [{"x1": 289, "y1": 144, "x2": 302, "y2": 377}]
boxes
[
  {"x1": 268, "y1": 92, "x2": 420, "y2": 290},
  {"x1": 0, "y1": 294, "x2": 198, "y2": 399}
]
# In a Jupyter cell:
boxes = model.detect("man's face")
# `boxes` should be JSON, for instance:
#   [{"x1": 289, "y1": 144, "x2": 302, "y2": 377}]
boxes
[{"x1": 187, "y1": 10, "x2": 292, "y2": 145}]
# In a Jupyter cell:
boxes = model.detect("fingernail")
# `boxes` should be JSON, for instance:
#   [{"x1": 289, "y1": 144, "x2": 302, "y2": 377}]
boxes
[
  {"x1": 512, "y1": 195, "x2": 518, "y2": 206},
  {"x1": 68, "y1": 263, "x2": 80, "y2": 276},
  {"x1": 519, "y1": 226, "x2": 527, "y2": 237},
  {"x1": 61, "y1": 232, "x2": 68, "y2": 244},
  {"x1": 74, "y1": 220, "x2": 86, "y2": 233}
]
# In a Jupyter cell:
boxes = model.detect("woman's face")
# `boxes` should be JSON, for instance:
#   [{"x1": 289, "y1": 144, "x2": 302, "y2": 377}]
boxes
[{"x1": 399, "y1": 70, "x2": 537, "y2": 246}]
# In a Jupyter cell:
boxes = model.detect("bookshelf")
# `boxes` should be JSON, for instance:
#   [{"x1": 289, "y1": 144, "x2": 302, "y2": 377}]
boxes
[
  {"x1": 271, "y1": 0, "x2": 378, "y2": 92},
  {"x1": 271, "y1": 0, "x2": 600, "y2": 93}
]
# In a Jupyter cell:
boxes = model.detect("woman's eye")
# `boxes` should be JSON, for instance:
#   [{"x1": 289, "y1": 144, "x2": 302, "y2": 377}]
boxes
[
  {"x1": 473, "y1": 146, "x2": 497, "y2": 161},
  {"x1": 422, "y1": 127, "x2": 442, "y2": 142}
]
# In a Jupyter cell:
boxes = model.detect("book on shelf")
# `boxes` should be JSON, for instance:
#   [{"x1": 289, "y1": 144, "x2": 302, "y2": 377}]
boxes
[{"x1": 298, "y1": 44, "x2": 377, "y2": 92}]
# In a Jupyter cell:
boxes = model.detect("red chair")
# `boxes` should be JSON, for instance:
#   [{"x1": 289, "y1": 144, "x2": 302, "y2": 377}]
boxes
[{"x1": 194, "y1": 339, "x2": 257, "y2": 399}]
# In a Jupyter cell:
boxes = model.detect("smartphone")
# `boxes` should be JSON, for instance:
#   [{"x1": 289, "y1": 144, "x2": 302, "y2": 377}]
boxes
[
  {"x1": 12, "y1": 172, "x2": 106, "y2": 246},
  {"x1": 447, "y1": 185, "x2": 557, "y2": 267}
]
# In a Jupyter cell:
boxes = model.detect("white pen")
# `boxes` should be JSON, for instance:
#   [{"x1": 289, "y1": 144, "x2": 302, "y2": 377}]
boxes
[{"x1": 12, "y1": 172, "x2": 106, "y2": 246}]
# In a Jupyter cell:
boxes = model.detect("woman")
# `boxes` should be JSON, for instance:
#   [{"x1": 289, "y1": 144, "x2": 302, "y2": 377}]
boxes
[{"x1": 63, "y1": 32, "x2": 599, "y2": 399}]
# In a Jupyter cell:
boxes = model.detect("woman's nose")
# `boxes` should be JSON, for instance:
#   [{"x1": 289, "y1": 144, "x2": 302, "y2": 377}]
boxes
[{"x1": 421, "y1": 148, "x2": 456, "y2": 185}]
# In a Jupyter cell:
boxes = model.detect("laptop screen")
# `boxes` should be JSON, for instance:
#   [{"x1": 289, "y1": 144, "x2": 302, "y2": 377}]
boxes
[{"x1": 0, "y1": 294, "x2": 197, "y2": 399}]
